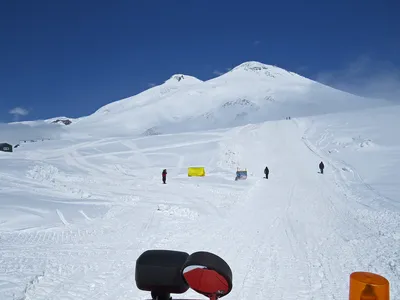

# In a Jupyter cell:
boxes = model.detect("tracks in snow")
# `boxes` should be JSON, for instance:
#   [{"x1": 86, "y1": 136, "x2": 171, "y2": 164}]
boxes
[
  {"x1": 1, "y1": 132, "x2": 241, "y2": 300},
  {"x1": 2, "y1": 122, "x2": 400, "y2": 299}
]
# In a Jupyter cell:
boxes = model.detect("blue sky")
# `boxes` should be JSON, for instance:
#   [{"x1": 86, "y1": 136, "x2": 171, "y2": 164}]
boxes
[{"x1": 1, "y1": 0, "x2": 399, "y2": 122}]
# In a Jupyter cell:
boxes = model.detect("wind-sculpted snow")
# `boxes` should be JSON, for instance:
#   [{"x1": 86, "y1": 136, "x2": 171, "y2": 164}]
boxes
[{"x1": 0, "y1": 111, "x2": 399, "y2": 299}]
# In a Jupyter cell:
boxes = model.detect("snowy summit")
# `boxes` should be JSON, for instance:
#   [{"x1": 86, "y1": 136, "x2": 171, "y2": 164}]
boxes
[
  {"x1": 65, "y1": 61, "x2": 389, "y2": 138},
  {"x1": 165, "y1": 74, "x2": 203, "y2": 85}
]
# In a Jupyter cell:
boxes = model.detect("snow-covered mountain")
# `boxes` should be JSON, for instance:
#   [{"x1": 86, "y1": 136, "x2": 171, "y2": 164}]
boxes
[
  {"x1": 0, "y1": 121, "x2": 65, "y2": 146},
  {"x1": 0, "y1": 61, "x2": 399, "y2": 299},
  {"x1": 67, "y1": 61, "x2": 389, "y2": 137}
]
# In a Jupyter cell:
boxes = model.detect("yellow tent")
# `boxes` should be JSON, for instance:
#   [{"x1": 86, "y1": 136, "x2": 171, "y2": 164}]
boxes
[{"x1": 188, "y1": 167, "x2": 205, "y2": 177}]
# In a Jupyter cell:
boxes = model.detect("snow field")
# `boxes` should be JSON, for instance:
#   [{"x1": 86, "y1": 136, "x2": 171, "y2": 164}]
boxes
[
  {"x1": 303, "y1": 105, "x2": 400, "y2": 207},
  {"x1": 1, "y1": 113, "x2": 399, "y2": 299},
  {"x1": 0, "y1": 129, "x2": 245, "y2": 299}
]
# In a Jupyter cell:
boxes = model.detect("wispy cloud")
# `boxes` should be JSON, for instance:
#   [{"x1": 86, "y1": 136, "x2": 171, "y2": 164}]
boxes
[
  {"x1": 253, "y1": 40, "x2": 261, "y2": 46},
  {"x1": 213, "y1": 67, "x2": 233, "y2": 76},
  {"x1": 9, "y1": 107, "x2": 29, "y2": 121},
  {"x1": 314, "y1": 55, "x2": 400, "y2": 102},
  {"x1": 213, "y1": 70, "x2": 224, "y2": 76},
  {"x1": 148, "y1": 83, "x2": 156, "y2": 87}
]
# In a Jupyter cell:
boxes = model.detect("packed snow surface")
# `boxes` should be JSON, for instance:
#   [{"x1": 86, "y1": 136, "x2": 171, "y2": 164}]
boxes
[{"x1": 1, "y1": 105, "x2": 400, "y2": 299}]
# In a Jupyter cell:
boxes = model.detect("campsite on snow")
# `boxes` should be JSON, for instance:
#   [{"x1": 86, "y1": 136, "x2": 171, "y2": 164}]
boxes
[{"x1": 0, "y1": 61, "x2": 399, "y2": 299}]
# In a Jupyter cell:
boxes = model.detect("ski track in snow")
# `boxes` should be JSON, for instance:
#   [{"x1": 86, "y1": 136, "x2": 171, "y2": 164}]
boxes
[{"x1": 0, "y1": 120, "x2": 399, "y2": 299}]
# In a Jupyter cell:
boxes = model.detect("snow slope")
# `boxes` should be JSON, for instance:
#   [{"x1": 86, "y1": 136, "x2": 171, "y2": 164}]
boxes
[
  {"x1": 1, "y1": 103, "x2": 400, "y2": 299},
  {"x1": 67, "y1": 61, "x2": 390, "y2": 137},
  {"x1": 0, "y1": 122, "x2": 65, "y2": 146},
  {"x1": 303, "y1": 105, "x2": 400, "y2": 209}
]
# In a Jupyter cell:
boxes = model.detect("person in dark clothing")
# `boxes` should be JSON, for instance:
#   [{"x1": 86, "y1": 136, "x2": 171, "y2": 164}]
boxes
[
  {"x1": 319, "y1": 161, "x2": 324, "y2": 174},
  {"x1": 162, "y1": 169, "x2": 167, "y2": 184},
  {"x1": 264, "y1": 166, "x2": 269, "y2": 179}
]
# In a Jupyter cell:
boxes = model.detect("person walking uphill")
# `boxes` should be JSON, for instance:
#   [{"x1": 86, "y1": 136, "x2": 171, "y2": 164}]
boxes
[
  {"x1": 264, "y1": 166, "x2": 269, "y2": 179},
  {"x1": 319, "y1": 161, "x2": 324, "y2": 174},
  {"x1": 162, "y1": 169, "x2": 167, "y2": 184}
]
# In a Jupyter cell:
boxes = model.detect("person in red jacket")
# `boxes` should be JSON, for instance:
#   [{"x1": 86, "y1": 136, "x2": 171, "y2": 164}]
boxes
[{"x1": 162, "y1": 169, "x2": 167, "y2": 184}]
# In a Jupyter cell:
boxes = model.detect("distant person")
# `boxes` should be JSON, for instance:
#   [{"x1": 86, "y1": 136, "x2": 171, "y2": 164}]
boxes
[
  {"x1": 162, "y1": 169, "x2": 167, "y2": 184},
  {"x1": 319, "y1": 161, "x2": 324, "y2": 174},
  {"x1": 264, "y1": 166, "x2": 269, "y2": 179}
]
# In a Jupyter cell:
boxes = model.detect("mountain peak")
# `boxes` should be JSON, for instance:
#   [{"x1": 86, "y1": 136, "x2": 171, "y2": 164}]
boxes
[
  {"x1": 170, "y1": 74, "x2": 186, "y2": 82},
  {"x1": 228, "y1": 61, "x2": 301, "y2": 80},
  {"x1": 76, "y1": 59, "x2": 387, "y2": 138},
  {"x1": 164, "y1": 74, "x2": 203, "y2": 85},
  {"x1": 231, "y1": 61, "x2": 273, "y2": 72}
]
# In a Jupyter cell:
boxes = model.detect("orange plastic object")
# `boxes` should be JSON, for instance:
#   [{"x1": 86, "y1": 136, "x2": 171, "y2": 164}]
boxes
[{"x1": 349, "y1": 272, "x2": 390, "y2": 300}]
